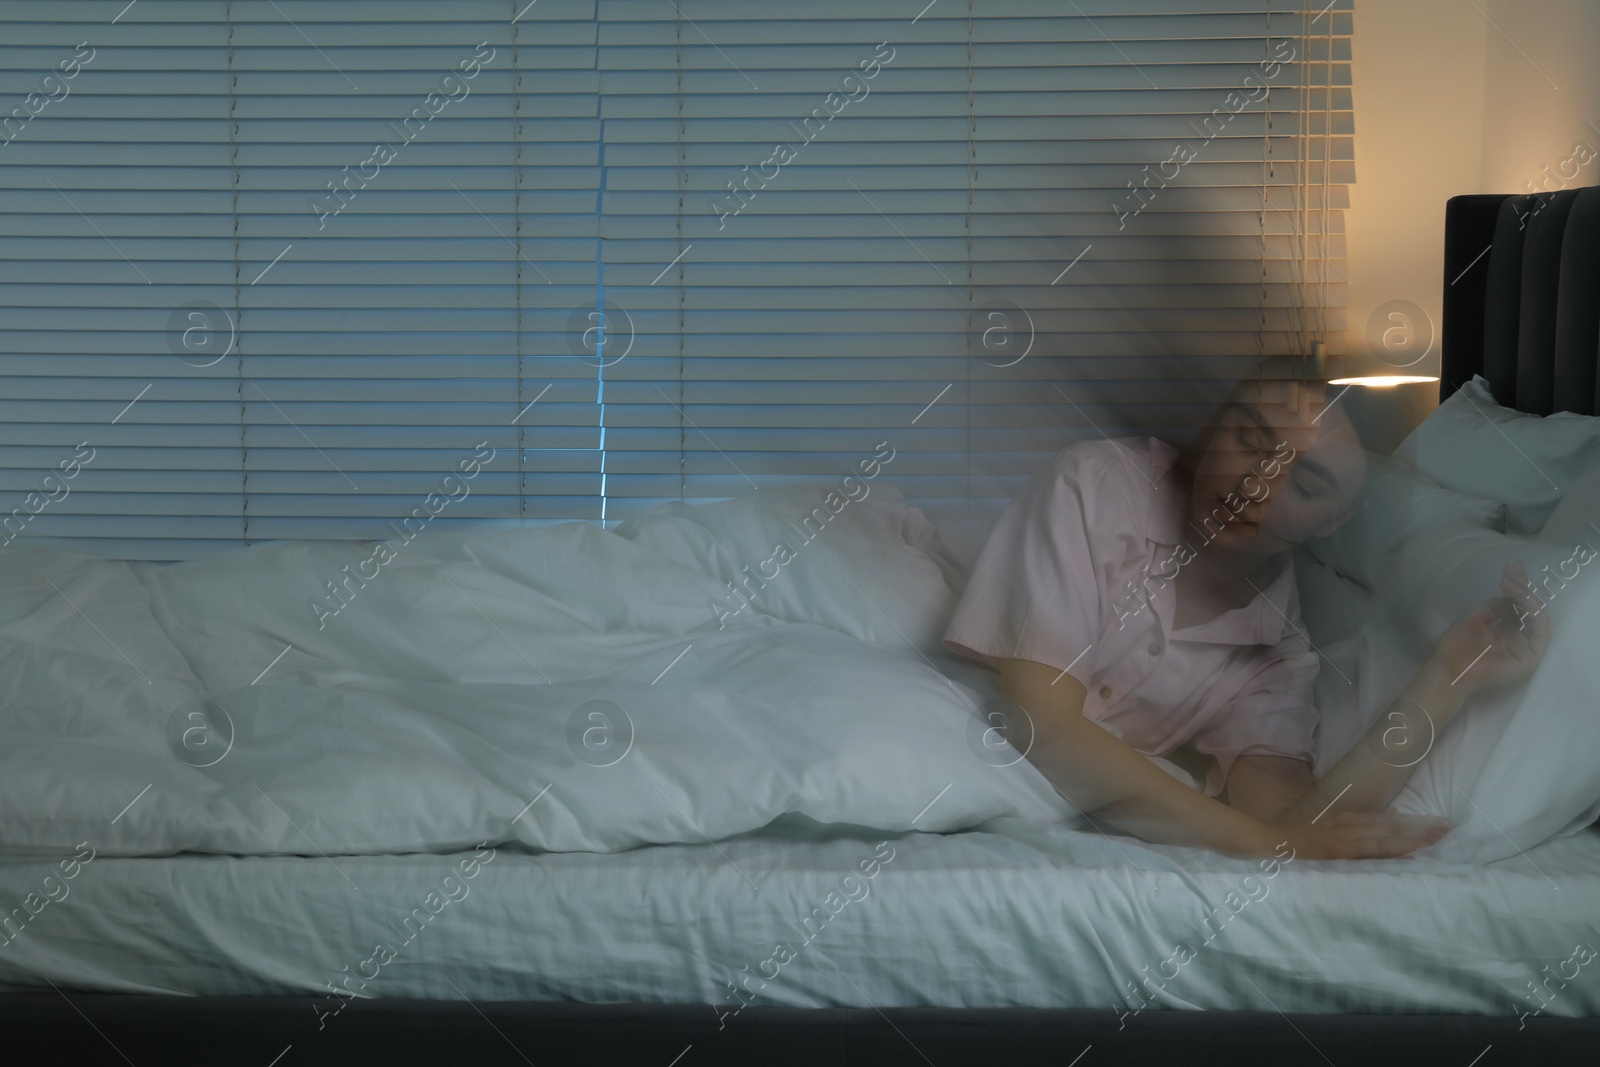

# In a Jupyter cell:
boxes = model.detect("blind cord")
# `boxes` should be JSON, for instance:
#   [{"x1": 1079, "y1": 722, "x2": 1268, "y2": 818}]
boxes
[
  {"x1": 964, "y1": 0, "x2": 975, "y2": 520},
  {"x1": 676, "y1": 8, "x2": 687, "y2": 504},
  {"x1": 226, "y1": 0, "x2": 247, "y2": 545},
  {"x1": 1255, "y1": 5, "x2": 1272, "y2": 388},
  {"x1": 513, "y1": 0, "x2": 525, "y2": 526}
]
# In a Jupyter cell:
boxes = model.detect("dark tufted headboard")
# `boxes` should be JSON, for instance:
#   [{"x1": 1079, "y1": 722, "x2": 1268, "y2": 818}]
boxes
[{"x1": 1441, "y1": 185, "x2": 1600, "y2": 416}]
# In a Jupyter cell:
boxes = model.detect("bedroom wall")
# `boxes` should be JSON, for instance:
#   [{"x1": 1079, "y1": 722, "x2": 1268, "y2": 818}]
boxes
[
  {"x1": 1480, "y1": 0, "x2": 1600, "y2": 195},
  {"x1": 1343, "y1": 0, "x2": 1486, "y2": 455},
  {"x1": 1344, "y1": 0, "x2": 1600, "y2": 455}
]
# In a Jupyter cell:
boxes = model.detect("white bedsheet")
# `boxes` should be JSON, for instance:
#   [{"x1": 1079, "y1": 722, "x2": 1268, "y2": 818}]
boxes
[{"x1": 1, "y1": 818, "x2": 1595, "y2": 1019}]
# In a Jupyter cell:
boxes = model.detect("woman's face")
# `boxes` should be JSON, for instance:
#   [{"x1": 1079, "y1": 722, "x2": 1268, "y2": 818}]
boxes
[{"x1": 1185, "y1": 380, "x2": 1367, "y2": 556}]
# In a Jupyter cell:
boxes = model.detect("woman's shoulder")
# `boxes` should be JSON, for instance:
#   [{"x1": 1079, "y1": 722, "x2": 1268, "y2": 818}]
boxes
[
  {"x1": 996, "y1": 436, "x2": 1174, "y2": 562},
  {"x1": 1041, "y1": 434, "x2": 1180, "y2": 492}
]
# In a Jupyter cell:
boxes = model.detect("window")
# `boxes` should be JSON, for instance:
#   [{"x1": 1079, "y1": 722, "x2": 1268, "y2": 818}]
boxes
[{"x1": 0, "y1": 0, "x2": 1351, "y2": 559}]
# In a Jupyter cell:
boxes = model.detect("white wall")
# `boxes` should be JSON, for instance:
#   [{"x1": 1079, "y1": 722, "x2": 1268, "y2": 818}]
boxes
[
  {"x1": 1481, "y1": 0, "x2": 1600, "y2": 193},
  {"x1": 1343, "y1": 0, "x2": 1485, "y2": 453},
  {"x1": 1343, "y1": 0, "x2": 1600, "y2": 452}
]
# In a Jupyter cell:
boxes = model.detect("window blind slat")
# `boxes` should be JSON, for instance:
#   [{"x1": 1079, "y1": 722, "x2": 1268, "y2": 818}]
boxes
[{"x1": 0, "y1": 0, "x2": 1354, "y2": 556}]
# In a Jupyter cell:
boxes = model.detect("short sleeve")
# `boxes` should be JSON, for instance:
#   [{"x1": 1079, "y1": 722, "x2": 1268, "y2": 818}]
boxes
[
  {"x1": 941, "y1": 441, "x2": 1144, "y2": 688},
  {"x1": 1189, "y1": 634, "x2": 1321, "y2": 797}
]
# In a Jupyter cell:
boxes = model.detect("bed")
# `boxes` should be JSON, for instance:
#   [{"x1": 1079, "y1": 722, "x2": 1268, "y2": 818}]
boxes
[{"x1": 4, "y1": 189, "x2": 1599, "y2": 1065}]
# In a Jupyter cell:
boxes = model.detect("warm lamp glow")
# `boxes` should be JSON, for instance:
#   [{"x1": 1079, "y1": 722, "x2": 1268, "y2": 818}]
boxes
[
  {"x1": 1324, "y1": 347, "x2": 1439, "y2": 388},
  {"x1": 1327, "y1": 373, "x2": 1439, "y2": 388}
]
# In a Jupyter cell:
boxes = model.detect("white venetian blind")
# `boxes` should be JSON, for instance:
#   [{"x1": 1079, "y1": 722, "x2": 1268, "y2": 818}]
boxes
[{"x1": 0, "y1": 0, "x2": 1352, "y2": 558}]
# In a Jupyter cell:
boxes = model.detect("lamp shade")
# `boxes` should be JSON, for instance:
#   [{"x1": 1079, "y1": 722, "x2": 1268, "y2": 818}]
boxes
[
  {"x1": 1328, "y1": 300, "x2": 1441, "y2": 386},
  {"x1": 1325, "y1": 351, "x2": 1439, "y2": 387}
]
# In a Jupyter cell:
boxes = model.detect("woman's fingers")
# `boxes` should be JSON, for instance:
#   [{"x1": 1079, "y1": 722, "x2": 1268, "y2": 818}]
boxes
[
  {"x1": 1342, "y1": 810, "x2": 1449, "y2": 844},
  {"x1": 1502, "y1": 561, "x2": 1550, "y2": 638},
  {"x1": 1454, "y1": 563, "x2": 1550, "y2": 683},
  {"x1": 1493, "y1": 564, "x2": 1551, "y2": 668},
  {"x1": 1302, "y1": 811, "x2": 1451, "y2": 859},
  {"x1": 1361, "y1": 824, "x2": 1450, "y2": 858}
]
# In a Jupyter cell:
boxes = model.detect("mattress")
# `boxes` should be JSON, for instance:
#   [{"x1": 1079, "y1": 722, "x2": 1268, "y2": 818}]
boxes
[{"x1": 5, "y1": 813, "x2": 1595, "y2": 1019}]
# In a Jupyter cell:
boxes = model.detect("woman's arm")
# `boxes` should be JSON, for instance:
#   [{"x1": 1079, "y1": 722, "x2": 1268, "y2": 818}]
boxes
[
  {"x1": 997, "y1": 657, "x2": 1449, "y2": 859},
  {"x1": 1223, "y1": 754, "x2": 1313, "y2": 824},
  {"x1": 1271, "y1": 560, "x2": 1549, "y2": 827},
  {"x1": 1223, "y1": 657, "x2": 1461, "y2": 825},
  {"x1": 1267, "y1": 657, "x2": 1462, "y2": 826}
]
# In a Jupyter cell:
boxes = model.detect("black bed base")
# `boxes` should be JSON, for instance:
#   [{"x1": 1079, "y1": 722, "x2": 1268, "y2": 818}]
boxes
[{"x1": 5, "y1": 996, "x2": 1596, "y2": 1067}]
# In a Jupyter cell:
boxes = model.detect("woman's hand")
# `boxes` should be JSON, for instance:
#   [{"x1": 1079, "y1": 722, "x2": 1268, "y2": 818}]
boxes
[
  {"x1": 1238, "y1": 807, "x2": 1451, "y2": 860},
  {"x1": 1258, "y1": 562, "x2": 1549, "y2": 852},
  {"x1": 1428, "y1": 561, "x2": 1550, "y2": 698}
]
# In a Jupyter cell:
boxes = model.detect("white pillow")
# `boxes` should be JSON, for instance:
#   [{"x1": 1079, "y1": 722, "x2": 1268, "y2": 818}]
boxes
[
  {"x1": 1291, "y1": 547, "x2": 1373, "y2": 650},
  {"x1": 1537, "y1": 460, "x2": 1600, "y2": 549},
  {"x1": 1393, "y1": 528, "x2": 1600, "y2": 863},
  {"x1": 1306, "y1": 480, "x2": 1509, "y2": 775},
  {"x1": 1299, "y1": 453, "x2": 1506, "y2": 590},
  {"x1": 932, "y1": 515, "x2": 993, "y2": 577},
  {"x1": 613, "y1": 480, "x2": 968, "y2": 654},
  {"x1": 0, "y1": 541, "x2": 201, "y2": 690},
  {"x1": 1311, "y1": 507, "x2": 1600, "y2": 863},
  {"x1": 1392, "y1": 375, "x2": 1600, "y2": 535}
]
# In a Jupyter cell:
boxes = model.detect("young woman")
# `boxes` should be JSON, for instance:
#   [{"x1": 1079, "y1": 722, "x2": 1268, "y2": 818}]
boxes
[{"x1": 942, "y1": 377, "x2": 1549, "y2": 860}]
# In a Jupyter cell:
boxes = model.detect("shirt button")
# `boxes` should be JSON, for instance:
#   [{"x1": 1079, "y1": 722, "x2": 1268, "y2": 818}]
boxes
[
  {"x1": 1148, "y1": 642, "x2": 1163, "y2": 656},
  {"x1": 1098, "y1": 685, "x2": 1113, "y2": 700}
]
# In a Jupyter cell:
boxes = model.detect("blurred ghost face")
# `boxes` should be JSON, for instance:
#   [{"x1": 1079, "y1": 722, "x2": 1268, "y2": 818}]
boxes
[{"x1": 1185, "y1": 380, "x2": 1367, "y2": 556}]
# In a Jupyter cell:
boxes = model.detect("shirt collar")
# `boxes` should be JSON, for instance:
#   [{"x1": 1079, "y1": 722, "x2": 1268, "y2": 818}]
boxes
[
  {"x1": 1143, "y1": 439, "x2": 1188, "y2": 548},
  {"x1": 1139, "y1": 437, "x2": 1296, "y2": 646},
  {"x1": 1167, "y1": 556, "x2": 1297, "y2": 645}
]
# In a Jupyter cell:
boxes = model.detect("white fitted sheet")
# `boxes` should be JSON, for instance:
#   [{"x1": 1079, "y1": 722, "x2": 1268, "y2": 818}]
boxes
[{"x1": 4, "y1": 815, "x2": 1597, "y2": 1018}]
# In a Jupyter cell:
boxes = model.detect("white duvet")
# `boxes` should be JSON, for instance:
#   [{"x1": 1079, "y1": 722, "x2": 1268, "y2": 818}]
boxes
[
  {"x1": 0, "y1": 484, "x2": 1071, "y2": 860},
  {"x1": 1, "y1": 479, "x2": 1594, "y2": 865}
]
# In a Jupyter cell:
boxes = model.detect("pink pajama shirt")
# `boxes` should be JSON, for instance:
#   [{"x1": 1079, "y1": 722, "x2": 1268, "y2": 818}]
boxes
[{"x1": 942, "y1": 435, "x2": 1321, "y2": 797}]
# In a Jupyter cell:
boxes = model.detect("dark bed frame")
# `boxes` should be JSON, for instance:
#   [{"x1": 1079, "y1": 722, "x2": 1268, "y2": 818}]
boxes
[{"x1": 8, "y1": 190, "x2": 1600, "y2": 1066}]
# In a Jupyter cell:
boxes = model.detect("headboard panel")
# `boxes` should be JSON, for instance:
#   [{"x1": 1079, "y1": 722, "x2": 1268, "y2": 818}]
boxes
[
  {"x1": 1442, "y1": 185, "x2": 1600, "y2": 416},
  {"x1": 1555, "y1": 188, "x2": 1600, "y2": 414}
]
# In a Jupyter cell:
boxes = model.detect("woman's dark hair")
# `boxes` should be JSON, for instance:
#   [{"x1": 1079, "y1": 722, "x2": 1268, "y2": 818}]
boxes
[
  {"x1": 1173, "y1": 376, "x2": 1358, "y2": 485},
  {"x1": 1173, "y1": 376, "x2": 1371, "y2": 533}
]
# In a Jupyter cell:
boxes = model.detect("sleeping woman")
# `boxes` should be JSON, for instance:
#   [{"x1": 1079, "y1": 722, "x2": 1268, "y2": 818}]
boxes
[{"x1": 942, "y1": 376, "x2": 1549, "y2": 860}]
